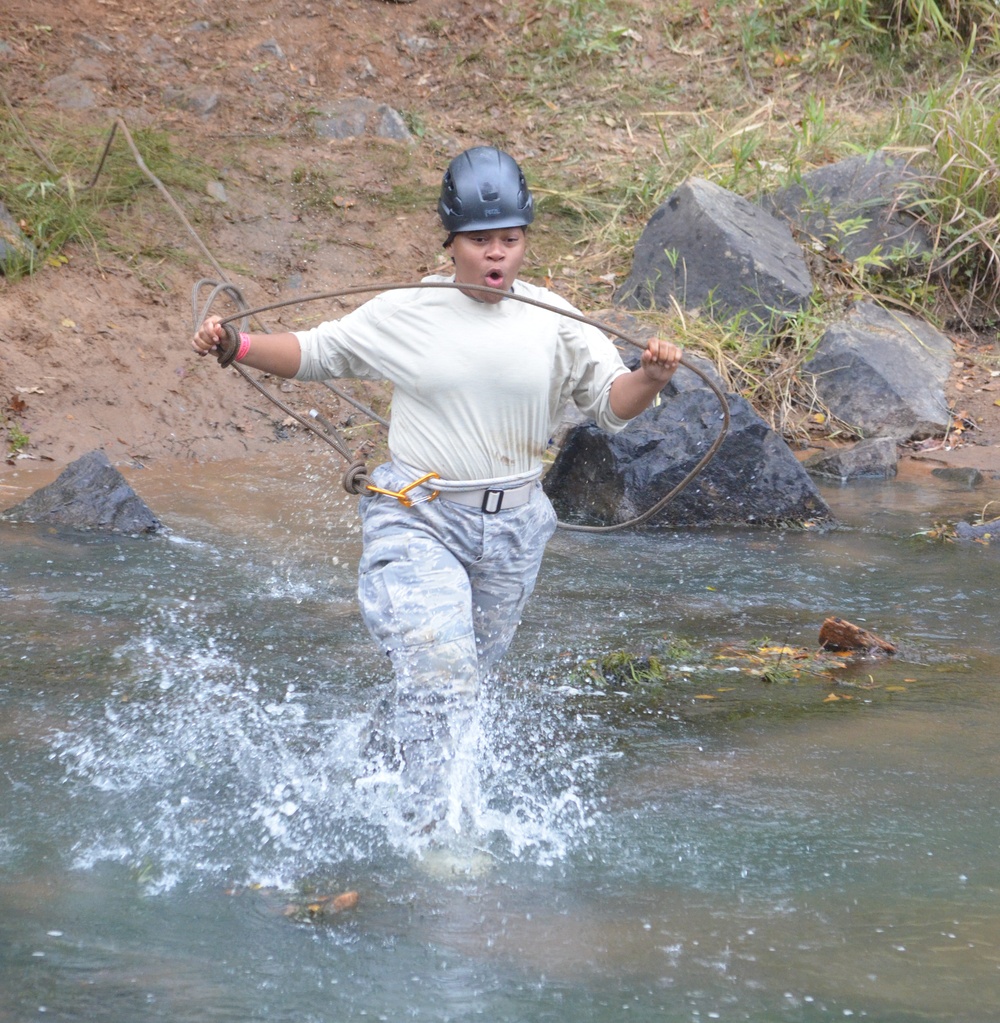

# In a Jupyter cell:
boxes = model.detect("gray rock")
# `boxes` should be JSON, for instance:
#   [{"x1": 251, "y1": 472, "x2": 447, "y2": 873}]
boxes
[
  {"x1": 355, "y1": 57, "x2": 379, "y2": 81},
  {"x1": 931, "y1": 466, "x2": 984, "y2": 489},
  {"x1": 2, "y1": 450, "x2": 163, "y2": 534},
  {"x1": 802, "y1": 437, "x2": 899, "y2": 481},
  {"x1": 616, "y1": 177, "x2": 813, "y2": 333},
  {"x1": 374, "y1": 104, "x2": 410, "y2": 141},
  {"x1": 544, "y1": 386, "x2": 832, "y2": 528},
  {"x1": 398, "y1": 34, "x2": 437, "y2": 56},
  {"x1": 0, "y1": 201, "x2": 37, "y2": 273},
  {"x1": 163, "y1": 86, "x2": 221, "y2": 116},
  {"x1": 258, "y1": 38, "x2": 285, "y2": 59},
  {"x1": 803, "y1": 300, "x2": 953, "y2": 441},
  {"x1": 43, "y1": 72, "x2": 99, "y2": 110},
  {"x1": 314, "y1": 98, "x2": 371, "y2": 139},
  {"x1": 262, "y1": 91, "x2": 289, "y2": 116},
  {"x1": 42, "y1": 56, "x2": 108, "y2": 110},
  {"x1": 139, "y1": 34, "x2": 175, "y2": 63},
  {"x1": 955, "y1": 517, "x2": 1000, "y2": 541},
  {"x1": 64, "y1": 57, "x2": 108, "y2": 82},
  {"x1": 75, "y1": 32, "x2": 115, "y2": 54},
  {"x1": 311, "y1": 97, "x2": 412, "y2": 142},
  {"x1": 759, "y1": 151, "x2": 933, "y2": 267}
]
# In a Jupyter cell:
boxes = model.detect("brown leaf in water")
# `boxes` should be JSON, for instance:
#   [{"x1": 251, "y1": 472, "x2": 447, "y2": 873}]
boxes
[{"x1": 329, "y1": 890, "x2": 359, "y2": 912}]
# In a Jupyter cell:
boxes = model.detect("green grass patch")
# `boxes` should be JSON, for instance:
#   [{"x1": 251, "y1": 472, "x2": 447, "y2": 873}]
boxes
[{"x1": 0, "y1": 113, "x2": 211, "y2": 280}]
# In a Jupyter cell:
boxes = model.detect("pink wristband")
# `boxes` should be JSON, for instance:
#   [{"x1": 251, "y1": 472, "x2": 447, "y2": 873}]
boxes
[{"x1": 236, "y1": 332, "x2": 251, "y2": 362}]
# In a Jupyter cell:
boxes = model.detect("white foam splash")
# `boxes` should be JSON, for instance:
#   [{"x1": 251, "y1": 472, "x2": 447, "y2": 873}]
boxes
[{"x1": 50, "y1": 630, "x2": 617, "y2": 890}]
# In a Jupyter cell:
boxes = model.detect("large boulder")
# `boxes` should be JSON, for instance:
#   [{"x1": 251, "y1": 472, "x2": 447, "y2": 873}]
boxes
[
  {"x1": 803, "y1": 300, "x2": 953, "y2": 441},
  {"x1": 615, "y1": 177, "x2": 813, "y2": 333},
  {"x1": 544, "y1": 384, "x2": 833, "y2": 529},
  {"x1": 759, "y1": 151, "x2": 933, "y2": 267},
  {"x1": 1, "y1": 450, "x2": 163, "y2": 534}
]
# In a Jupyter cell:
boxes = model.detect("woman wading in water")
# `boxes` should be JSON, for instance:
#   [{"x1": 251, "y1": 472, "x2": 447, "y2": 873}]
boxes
[{"x1": 192, "y1": 146, "x2": 681, "y2": 836}]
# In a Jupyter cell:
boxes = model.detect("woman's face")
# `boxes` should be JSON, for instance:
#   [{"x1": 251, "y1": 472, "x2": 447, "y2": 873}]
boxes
[{"x1": 449, "y1": 227, "x2": 527, "y2": 304}]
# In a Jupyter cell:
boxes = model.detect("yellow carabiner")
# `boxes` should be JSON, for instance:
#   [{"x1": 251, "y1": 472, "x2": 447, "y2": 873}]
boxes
[{"x1": 365, "y1": 472, "x2": 440, "y2": 507}]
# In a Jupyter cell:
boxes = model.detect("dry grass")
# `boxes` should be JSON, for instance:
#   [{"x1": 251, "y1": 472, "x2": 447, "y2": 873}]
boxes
[
  {"x1": 457, "y1": 0, "x2": 1000, "y2": 436},
  {"x1": 5, "y1": 0, "x2": 1000, "y2": 444}
]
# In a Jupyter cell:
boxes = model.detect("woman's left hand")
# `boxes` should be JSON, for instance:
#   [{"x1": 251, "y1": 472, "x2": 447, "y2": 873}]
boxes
[{"x1": 640, "y1": 337, "x2": 683, "y2": 384}]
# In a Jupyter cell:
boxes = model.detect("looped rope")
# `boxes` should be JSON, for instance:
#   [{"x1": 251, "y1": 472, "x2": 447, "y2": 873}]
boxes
[
  {"x1": 196, "y1": 279, "x2": 731, "y2": 533},
  {"x1": 342, "y1": 460, "x2": 372, "y2": 496},
  {"x1": 192, "y1": 279, "x2": 251, "y2": 342},
  {"x1": 191, "y1": 279, "x2": 371, "y2": 467},
  {"x1": 1, "y1": 86, "x2": 727, "y2": 532}
]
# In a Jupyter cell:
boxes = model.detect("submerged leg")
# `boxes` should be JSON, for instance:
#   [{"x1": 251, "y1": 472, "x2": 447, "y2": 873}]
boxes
[
  {"x1": 353, "y1": 475, "x2": 557, "y2": 841},
  {"x1": 358, "y1": 529, "x2": 480, "y2": 697},
  {"x1": 357, "y1": 530, "x2": 480, "y2": 833}
]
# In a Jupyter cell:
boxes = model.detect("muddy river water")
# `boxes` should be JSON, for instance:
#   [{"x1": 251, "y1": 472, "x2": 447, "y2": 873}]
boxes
[{"x1": 2, "y1": 454, "x2": 1000, "y2": 1022}]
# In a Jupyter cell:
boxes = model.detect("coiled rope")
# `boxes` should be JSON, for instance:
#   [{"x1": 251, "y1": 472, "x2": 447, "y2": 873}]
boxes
[
  {"x1": 1, "y1": 89, "x2": 729, "y2": 533},
  {"x1": 194, "y1": 279, "x2": 731, "y2": 534}
]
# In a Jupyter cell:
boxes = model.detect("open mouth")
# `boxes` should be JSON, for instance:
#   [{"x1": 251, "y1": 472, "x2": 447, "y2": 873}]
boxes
[{"x1": 485, "y1": 269, "x2": 505, "y2": 286}]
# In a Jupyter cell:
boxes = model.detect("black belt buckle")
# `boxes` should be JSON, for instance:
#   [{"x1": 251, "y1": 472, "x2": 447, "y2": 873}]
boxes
[{"x1": 481, "y1": 488, "x2": 504, "y2": 514}]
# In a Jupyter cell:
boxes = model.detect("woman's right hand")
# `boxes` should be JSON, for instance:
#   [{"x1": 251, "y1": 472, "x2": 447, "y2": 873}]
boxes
[{"x1": 192, "y1": 315, "x2": 226, "y2": 357}]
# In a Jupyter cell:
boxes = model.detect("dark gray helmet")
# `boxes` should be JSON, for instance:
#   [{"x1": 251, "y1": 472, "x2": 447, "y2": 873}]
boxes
[{"x1": 438, "y1": 146, "x2": 534, "y2": 233}]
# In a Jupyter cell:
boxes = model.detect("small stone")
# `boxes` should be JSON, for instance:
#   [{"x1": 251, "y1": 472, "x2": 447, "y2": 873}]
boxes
[
  {"x1": 75, "y1": 33, "x2": 114, "y2": 54},
  {"x1": 931, "y1": 466, "x2": 984, "y2": 489},
  {"x1": 258, "y1": 38, "x2": 285, "y2": 59},
  {"x1": 163, "y1": 86, "x2": 221, "y2": 117}
]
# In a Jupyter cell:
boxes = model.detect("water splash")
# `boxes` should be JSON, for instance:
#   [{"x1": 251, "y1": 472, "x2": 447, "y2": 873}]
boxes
[{"x1": 49, "y1": 624, "x2": 614, "y2": 891}]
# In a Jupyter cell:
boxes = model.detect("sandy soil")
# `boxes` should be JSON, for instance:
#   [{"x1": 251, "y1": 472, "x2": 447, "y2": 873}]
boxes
[
  {"x1": 1, "y1": 0, "x2": 462, "y2": 479},
  {"x1": 3, "y1": 0, "x2": 1000, "y2": 502}
]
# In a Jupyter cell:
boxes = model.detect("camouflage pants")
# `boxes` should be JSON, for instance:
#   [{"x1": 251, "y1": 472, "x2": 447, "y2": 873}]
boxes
[{"x1": 357, "y1": 461, "x2": 558, "y2": 700}]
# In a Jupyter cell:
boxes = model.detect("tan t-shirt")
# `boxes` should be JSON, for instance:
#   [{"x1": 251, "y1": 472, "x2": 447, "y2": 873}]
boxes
[{"x1": 294, "y1": 275, "x2": 631, "y2": 482}]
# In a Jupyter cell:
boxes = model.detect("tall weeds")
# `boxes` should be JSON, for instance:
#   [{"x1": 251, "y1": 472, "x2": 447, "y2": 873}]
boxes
[
  {"x1": 0, "y1": 111, "x2": 207, "y2": 279},
  {"x1": 892, "y1": 74, "x2": 1000, "y2": 318}
]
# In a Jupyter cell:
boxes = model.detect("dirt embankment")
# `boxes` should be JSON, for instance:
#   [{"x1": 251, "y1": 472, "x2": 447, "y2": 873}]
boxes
[
  {"x1": 3, "y1": 0, "x2": 1000, "y2": 488},
  {"x1": 1, "y1": 0, "x2": 472, "y2": 478}
]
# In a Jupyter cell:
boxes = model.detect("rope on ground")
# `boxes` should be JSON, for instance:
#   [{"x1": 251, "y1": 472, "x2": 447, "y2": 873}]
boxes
[{"x1": 2, "y1": 91, "x2": 729, "y2": 532}]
